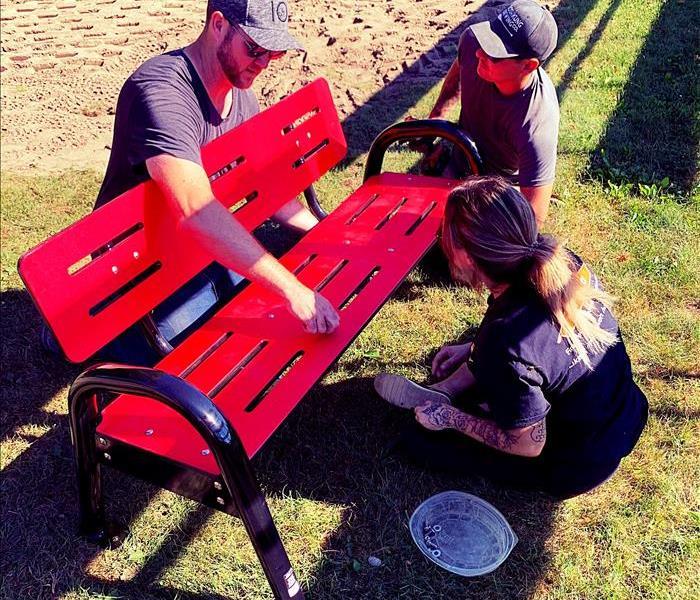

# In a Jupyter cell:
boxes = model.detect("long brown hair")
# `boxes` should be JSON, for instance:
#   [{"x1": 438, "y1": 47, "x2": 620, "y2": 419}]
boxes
[{"x1": 442, "y1": 176, "x2": 617, "y2": 368}]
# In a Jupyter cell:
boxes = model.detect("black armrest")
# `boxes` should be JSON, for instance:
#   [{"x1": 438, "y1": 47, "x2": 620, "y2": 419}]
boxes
[
  {"x1": 363, "y1": 119, "x2": 483, "y2": 181},
  {"x1": 69, "y1": 363, "x2": 233, "y2": 448},
  {"x1": 303, "y1": 185, "x2": 327, "y2": 220}
]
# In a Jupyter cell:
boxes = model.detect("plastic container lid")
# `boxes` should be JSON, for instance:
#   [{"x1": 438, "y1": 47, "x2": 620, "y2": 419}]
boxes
[{"x1": 409, "y1": 491, "x2": 518, "y2": 576}]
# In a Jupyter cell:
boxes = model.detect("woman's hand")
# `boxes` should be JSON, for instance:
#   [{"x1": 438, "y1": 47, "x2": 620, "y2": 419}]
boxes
[
  {"x1": 415, "y1": 401, "x2": 455, "y2": 431},
  {"x1": 432, "y1": 342, "x2": 472, "y2": 380}
]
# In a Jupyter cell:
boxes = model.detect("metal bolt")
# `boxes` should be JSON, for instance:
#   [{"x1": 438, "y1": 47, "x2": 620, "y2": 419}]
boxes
[
  {"x1": 111, "y1": 265, "x2": 118, "y2": 274},
  {"x1": 201, "y1": 449, "x2": 210, "y2": 456},
  {"x1": 214, "y1": 481, "x2": 223, "y2": 490},
  {"x1": 145, "y1": 429, "x2": 154, "y2": 436},
  {"x1": 133, "y1": 251, "x2": 140, "y2": 259},
  {"x1": 295, "y1": 140, "x2": 300, "y2": 147},
  {"x1": 216, "y1": 496, "x2": 225, "y2": 505},
  {"x1": 306, "y1": 131, "x2": 311, "y2": 139},
  {"x1": 268, "y1": 313, "x2": 275, "y2": 319},
  {"x1": 103, "y1": 453, "x2": 112, "y2": 461},
  {"x1": 343, "y1": 240, "x2": 351, "y2": 245},
  {"x1": 387, "y1": 248, "x2": 395, "y2": 253},
  {"x1": 97, "y1": 437, "x2": 107, "y2": 447}
]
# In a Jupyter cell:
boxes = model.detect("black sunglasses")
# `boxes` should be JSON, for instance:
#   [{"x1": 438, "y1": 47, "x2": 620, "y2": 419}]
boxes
[{"x1": 233, "y1": 24, "x2": 286, "y2": 60}]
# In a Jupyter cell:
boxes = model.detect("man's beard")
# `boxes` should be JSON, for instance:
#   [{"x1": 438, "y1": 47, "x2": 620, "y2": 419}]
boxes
[{"x1": 216, "y1": 34, "x2": 248, "y2": 88}]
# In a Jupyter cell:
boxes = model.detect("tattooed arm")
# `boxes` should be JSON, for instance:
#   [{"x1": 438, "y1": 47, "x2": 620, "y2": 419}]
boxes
[{"x1": 414, "y1": 401, "x2": 546, "y2": 457}]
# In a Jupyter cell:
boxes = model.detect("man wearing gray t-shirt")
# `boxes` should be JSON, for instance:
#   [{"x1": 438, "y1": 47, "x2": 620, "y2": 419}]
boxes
[
  {"x1": 424, "y1": 0, "x2": 559, "y2": 227},
  {"x1": 89, "y1": 0, "x2": 339, "y2": 364}
]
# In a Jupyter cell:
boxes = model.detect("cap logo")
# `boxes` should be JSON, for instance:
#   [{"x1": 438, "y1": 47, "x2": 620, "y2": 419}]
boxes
[
  {"x1": 498, "y1": 6, "x2": 525, "y2": 38},
  {"x1": 274, "y1": 1, "x2": 288, "y2": 22}
]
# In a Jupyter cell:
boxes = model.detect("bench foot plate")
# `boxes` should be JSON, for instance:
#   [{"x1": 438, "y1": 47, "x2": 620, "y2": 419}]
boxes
[{"x1": 81, "y1": 521, "x2": 127, "y2": 549}]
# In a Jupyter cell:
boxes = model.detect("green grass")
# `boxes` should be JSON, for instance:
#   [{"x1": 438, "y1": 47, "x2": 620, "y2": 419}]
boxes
[{"x1": 2, "y1": 0, "x2": 699, "y2": 598}]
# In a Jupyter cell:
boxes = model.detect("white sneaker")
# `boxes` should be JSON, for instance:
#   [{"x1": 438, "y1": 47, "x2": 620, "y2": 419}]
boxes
[{"x1": 373, "y1": 373, "x2": 452, "y2": 409}]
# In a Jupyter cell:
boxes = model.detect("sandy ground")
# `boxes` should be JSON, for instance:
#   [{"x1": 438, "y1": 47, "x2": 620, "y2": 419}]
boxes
[{"x1": 0, "y1": 0, "x2": 485, "y2": 174}]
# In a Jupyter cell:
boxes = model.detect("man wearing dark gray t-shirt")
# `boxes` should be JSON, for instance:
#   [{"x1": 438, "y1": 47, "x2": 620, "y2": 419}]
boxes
[
  {"x1": 90, "y1": 0, "x2": 339, "y2": 364},
  {"x1": 96, "y1": 52, "x2": 260, "y2": 209},
  {"x1": 424, "y1": 0, "x2": 559, "y2": 227}
]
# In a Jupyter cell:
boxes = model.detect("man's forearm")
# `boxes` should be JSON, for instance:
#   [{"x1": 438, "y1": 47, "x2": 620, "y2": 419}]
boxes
[
  {"x1": 520, "y1": 183, "x2": 553, "y2": 228},
  {"x1": 181, "y1": 199, "x2": 305, "y2": 299},
  {"x1": 429, "y1": 59, "x2": 461, "y2": 119},
  {"x1": 272, "y1": 198, "x2": 318, "y2": 233}
]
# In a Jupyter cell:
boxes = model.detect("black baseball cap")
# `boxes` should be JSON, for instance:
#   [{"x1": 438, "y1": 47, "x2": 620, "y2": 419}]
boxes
[
  {"x1": 470, "y1": 0, "x2": 558, "y2": 62},
  {"x1": 209, "y1": 0, "x2": 304, "y2": 51}
]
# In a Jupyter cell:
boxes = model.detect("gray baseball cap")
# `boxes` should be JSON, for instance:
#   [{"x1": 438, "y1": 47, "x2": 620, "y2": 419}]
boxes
[
  {"x1": 470, "y1": 0, "x2": 558, "y2": 62},
  {"x1": 209, "y1": 0, "x2": 304, "y2": 52}
]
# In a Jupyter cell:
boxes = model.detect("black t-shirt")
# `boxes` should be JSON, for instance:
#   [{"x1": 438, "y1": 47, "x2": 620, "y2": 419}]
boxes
[
  {"x1": 95, "y1": 50, "x2": 259, "y2": 208},
  {"x1": 468, "y1": 256, "x2": 648, "y2": 467}
]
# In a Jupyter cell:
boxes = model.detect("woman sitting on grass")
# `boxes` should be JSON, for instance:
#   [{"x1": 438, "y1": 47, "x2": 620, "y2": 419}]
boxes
[{"x1": 375, "y1": 177, "x2": 648, "y2": 499}]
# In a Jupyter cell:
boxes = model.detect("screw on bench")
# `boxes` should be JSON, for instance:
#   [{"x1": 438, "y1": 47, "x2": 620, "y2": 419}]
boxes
[{"x1": 214, "y1": 481, "x2": 223, "y2": 490}]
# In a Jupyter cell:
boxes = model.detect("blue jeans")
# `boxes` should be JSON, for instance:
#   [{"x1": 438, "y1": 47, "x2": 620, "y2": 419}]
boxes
[{"x1": 99, "y1": 263, "x2": 245, "y2": 366}]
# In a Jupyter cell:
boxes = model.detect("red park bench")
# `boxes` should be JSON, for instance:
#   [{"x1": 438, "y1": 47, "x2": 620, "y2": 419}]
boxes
[{"x1": 18, "y1": 78, "x2": 481, "y2": 599}]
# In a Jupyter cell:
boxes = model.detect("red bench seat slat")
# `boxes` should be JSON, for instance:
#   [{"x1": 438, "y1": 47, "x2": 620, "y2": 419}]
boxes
[{"x1": 96, "y1": 173, "x2": 458, "y2": 474}]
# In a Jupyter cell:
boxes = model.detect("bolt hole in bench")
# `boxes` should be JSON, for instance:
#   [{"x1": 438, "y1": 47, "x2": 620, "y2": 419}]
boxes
[{"x1": 18, "y1": 79, "x2": 481, "y2": 599}]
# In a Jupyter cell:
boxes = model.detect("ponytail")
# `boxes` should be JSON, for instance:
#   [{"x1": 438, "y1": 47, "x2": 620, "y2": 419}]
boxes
[
  {"x1": 528, "y1": 236, "x2": 617, "y2": 369},
  {"x1": 442, "y1": 176, "x2": 618, "y2": 369}
]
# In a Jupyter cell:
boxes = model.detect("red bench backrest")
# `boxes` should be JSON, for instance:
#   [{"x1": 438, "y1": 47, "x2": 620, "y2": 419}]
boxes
[{"x1": 18, "y1": 78, "x2": 347, "y2": 363}]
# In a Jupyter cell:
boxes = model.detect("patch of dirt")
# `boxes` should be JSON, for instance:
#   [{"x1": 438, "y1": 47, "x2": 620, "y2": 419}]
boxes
[{"x1": 0, "y1": 0, "x2": 484, "y2": 173}]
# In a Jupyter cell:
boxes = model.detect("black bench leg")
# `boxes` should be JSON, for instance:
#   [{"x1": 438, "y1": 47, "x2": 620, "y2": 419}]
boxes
[
  {"x1": 218, "y1": 442, "x2": 305, "y2": 599},
  {"x1": 68, "y1": 389, "x2": 125, "y2": 548},
  {"x1": 67, "y1": 365, "x2": 302, "y2": 597}
]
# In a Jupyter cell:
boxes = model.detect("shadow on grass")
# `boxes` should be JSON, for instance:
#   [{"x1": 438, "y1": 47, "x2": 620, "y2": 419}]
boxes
[
  {"x1": 588, "y1": 0, "x2": 699, "y2": 191},
  {"x1": 258, "y1": 377, "x2": 559, "y2": 599},
  {"x1": 554, "y1": 0, "x2": 624, "y2": 101},
  {"x1": 0, "y1": 289, "x2": 78, "y2": 440},
  {"x1": 2, "y1": 373, "x2": 558, "y2": 599},
  {"x1": 0, "y1": 288, "x2": 178, "y2": 598}
]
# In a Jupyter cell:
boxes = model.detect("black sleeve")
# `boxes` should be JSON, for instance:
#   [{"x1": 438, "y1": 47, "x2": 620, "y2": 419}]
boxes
[
  {"x1": 126, "y1": 79, "x2": 203, "y2": 168},
  {"x1": 472, "y1": 335, "x2": 551, "y2": 429}
]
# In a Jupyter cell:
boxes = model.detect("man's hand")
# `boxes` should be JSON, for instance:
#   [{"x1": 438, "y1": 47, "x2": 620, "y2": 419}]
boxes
[
  {"x1": 432, "y1": 342, "x2": 473, "y2": 379},
  {"x1": 286, "y1": 285, "x2": 340, "y2": 334},
  {"x1": 419, "y1": 143, "x2": 449, "y2": 175}
]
